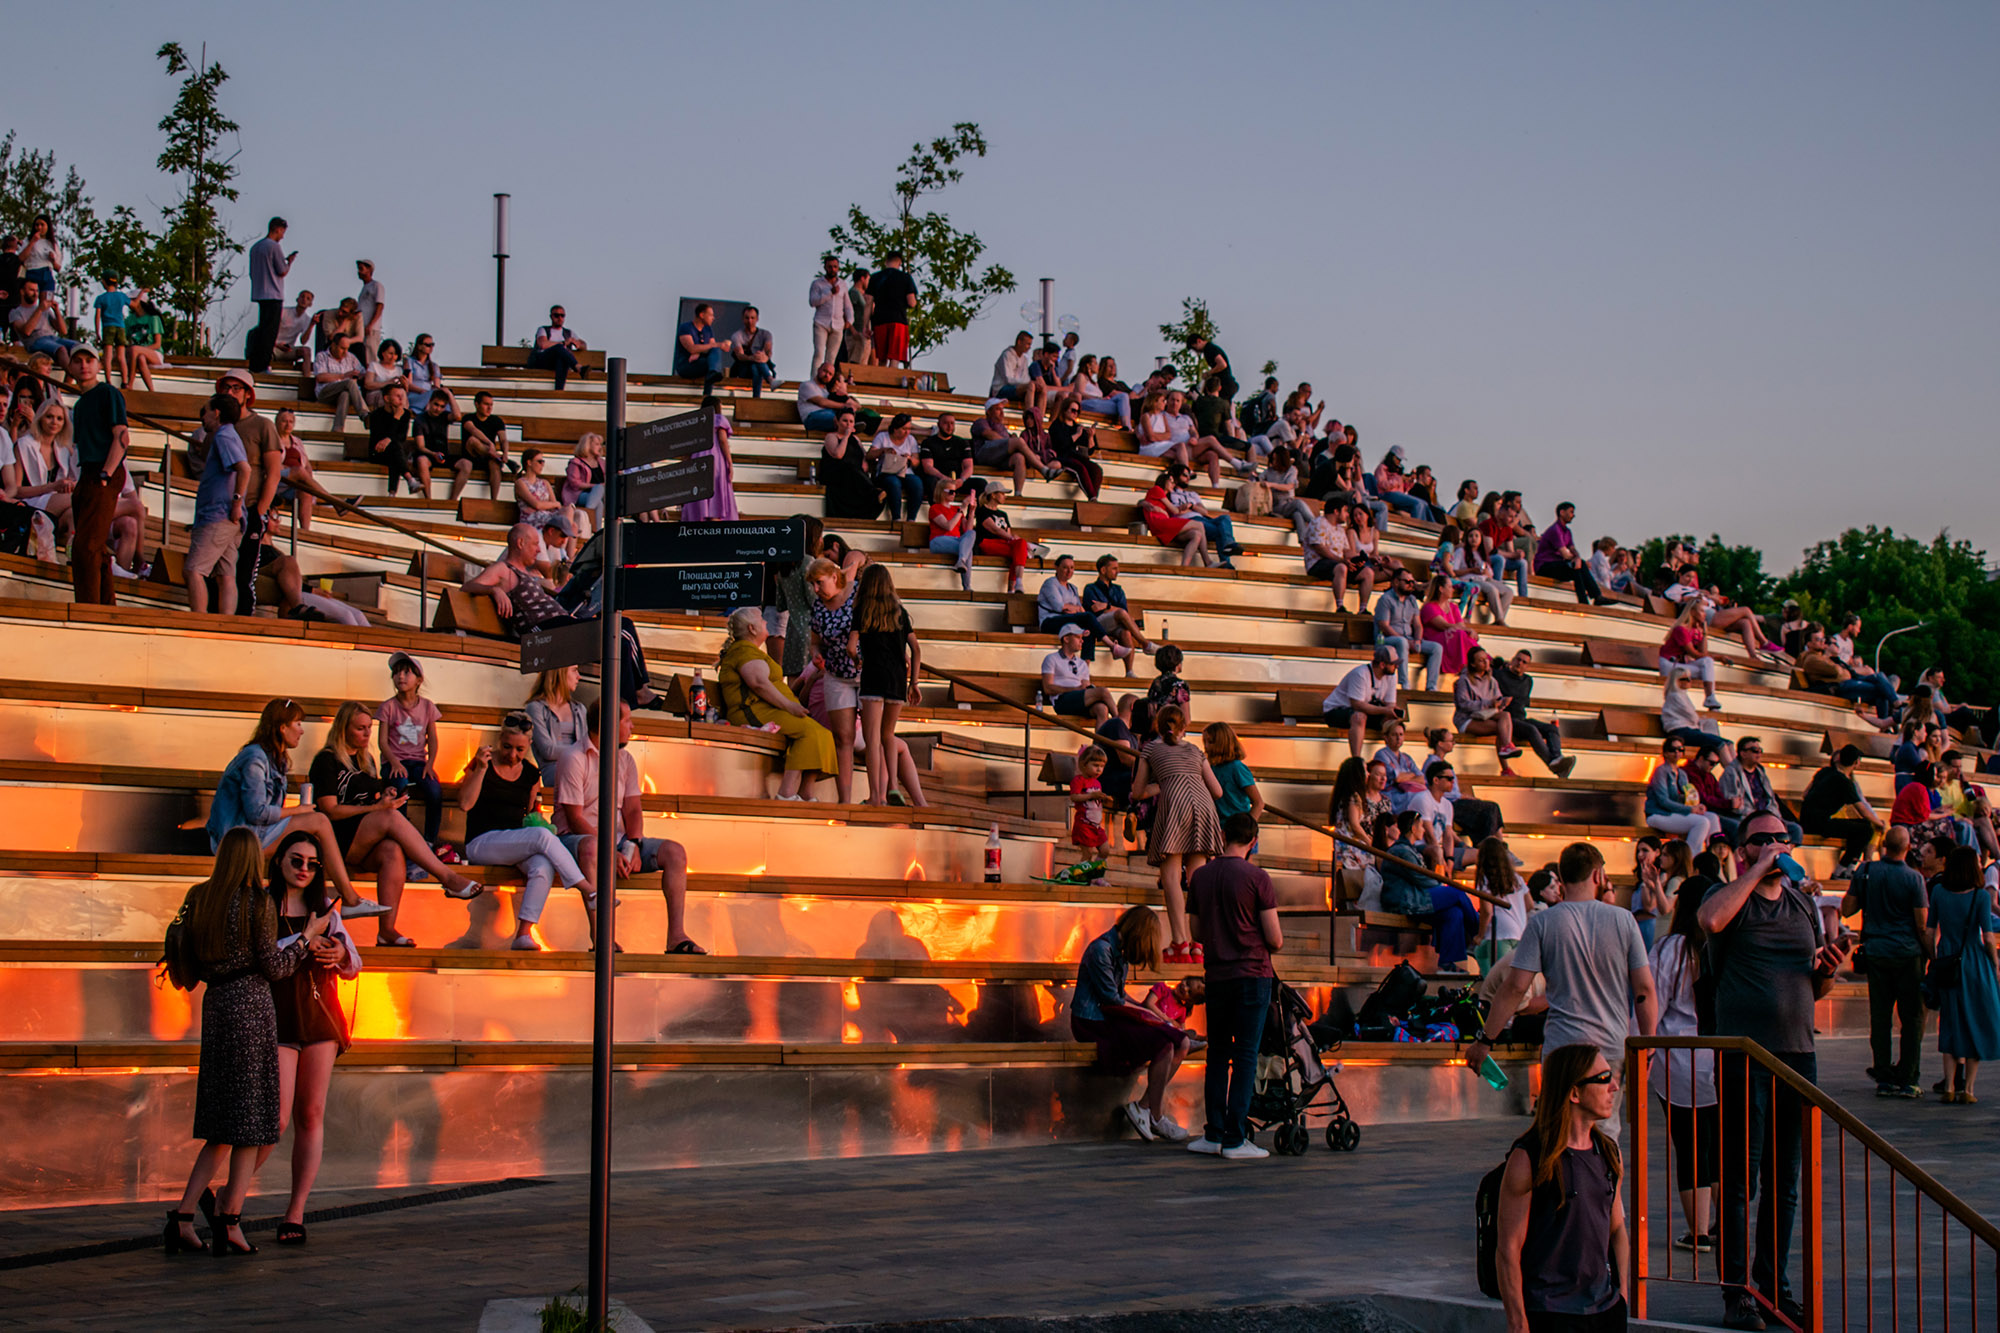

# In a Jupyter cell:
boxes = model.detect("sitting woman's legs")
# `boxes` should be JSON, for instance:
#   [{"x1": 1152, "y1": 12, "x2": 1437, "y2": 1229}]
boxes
[{"x1": 1429, "y1": 885, "x2": 1478, "y2": 967}]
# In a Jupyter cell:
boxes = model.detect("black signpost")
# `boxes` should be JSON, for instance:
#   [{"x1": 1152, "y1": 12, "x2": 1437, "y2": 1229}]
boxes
[
  {"x1": 517, "y1": 617, "x2": 600, "y2": 675},
  {"x1": 626, "y1": 403, "x2": 715, "y2": 468},
  {"x1": 623, "y1": 518, "x2": 807, "y2": 567}
]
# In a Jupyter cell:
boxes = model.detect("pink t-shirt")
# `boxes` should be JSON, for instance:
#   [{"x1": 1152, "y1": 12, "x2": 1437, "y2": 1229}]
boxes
[{"x1": 377, "y1": 695, "x2": 440, "y2": 764}]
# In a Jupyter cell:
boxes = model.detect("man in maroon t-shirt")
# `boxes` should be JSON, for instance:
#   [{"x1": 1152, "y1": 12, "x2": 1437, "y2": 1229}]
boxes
[{"x1": 1185, "y1": 812, "x2": 1284, "y2": 1159}]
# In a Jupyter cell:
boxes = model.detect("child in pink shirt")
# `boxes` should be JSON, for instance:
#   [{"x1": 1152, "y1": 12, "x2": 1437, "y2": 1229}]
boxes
[{"x1": 378, "y1": 651, "x2": 448, "y2": 855}]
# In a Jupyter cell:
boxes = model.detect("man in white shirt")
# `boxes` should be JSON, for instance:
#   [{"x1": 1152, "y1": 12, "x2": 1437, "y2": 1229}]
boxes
[
  {"x1": 808, "y1": 254, "x2": 849, "y2": 375},
  {"x1": 529, "y1": 305, "x2": 588, "y2": 390},
  {"x1": 552, "y1": 699, "x2": 701, "y2": 954},
  {"x1": 1409, "y1": 760, "x2": 1459, "y2": 871},
  {"x1": 989, "y1": 331, "x2": 1033, "y2": 400},
  {"x1": 1040, "y1": 625, "x2": 1113, "y2": 724},
  {"x1": 312, "y1": 331, "x2": 368, "y2": 432},
  {"x1": 274, "y1": 290, "x2": 316, "y2": 366},
  {"x1": 1322, "y1": 647, "x2": 1403, "y2": 758},
  {"x1": 354, "y1": 259, "x2": 386, "y2": 363}
]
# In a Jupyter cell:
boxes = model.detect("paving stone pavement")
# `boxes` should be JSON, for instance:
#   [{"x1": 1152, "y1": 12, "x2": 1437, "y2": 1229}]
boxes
[{"x1": 0, "y1": 1036, "x2": 1992, "y2": 1333}]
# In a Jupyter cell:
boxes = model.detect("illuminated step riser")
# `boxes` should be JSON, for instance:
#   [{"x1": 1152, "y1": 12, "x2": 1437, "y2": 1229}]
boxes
[
  {"x1": 0, "y1": 876, "x2": 1129, "y2": 960},
  {"x1": 0, "y1": 1055, "x2": 1531, "y2": 1208}
]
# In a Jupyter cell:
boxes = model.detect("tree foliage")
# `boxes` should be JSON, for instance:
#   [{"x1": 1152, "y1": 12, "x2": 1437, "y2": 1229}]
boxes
[
  {"x1": 0, "y1": 133, "x2": 99, "y2": 298},
  {"x1": 827, "y1": 123, "x2": 1014, "y2": 359},
  {"x1": 1776, "y1": 527, "x2": 2000, "y2": 700},
  {"x1": 1158, "y1": 297, "x2": 1219, "y2": 388},
  {"x1": 152, "y1": 42, "x2": 242, "y2": 353},
  {"x1": 1636, "y1": 533, "x2": 1777, "y2": 610}
]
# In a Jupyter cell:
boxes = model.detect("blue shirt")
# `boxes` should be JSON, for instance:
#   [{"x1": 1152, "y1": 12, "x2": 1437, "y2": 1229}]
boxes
[
  {"x1": 1213, "y1": 760, "x2": 1258, "y2": 819},
  {"x1": 194, "y1": 423, "x2": 247, "y2": 526},
  {"x1": 1071, "y1": 928, "x2": 1131, "y2": 1024},
  {"x1": 206, "y1": 743, "x2": 289, "y2": 849},
  {"x1": 1081, "y1": 578, "x2": 1128, "y2": 616},
  {"x1": 93, "y1": 291, "x2": 131, "y2": 326}
]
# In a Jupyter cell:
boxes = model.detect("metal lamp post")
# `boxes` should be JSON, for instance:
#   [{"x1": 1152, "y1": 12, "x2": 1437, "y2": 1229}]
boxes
[{"x1": 492, "y1": 193, "x2": 510, "y2": 346}]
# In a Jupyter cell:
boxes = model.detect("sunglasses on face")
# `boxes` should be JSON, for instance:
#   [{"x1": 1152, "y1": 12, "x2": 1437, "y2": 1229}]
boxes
[
  {"x1": 1576, "y1": 1070, "x2": 1616, "y2": 1087},
  {"x1": 1742, "y1": 831, "x2": 1789, "y2": 848},
  {"x1": 285, "y1": 855, "x2": 320, "y2": 871}
]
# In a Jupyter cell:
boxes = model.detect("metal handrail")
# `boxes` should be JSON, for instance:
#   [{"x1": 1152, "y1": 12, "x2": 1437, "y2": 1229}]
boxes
[
  {"x1": 1629, "y1": 1034, "x2": 2000, "y2": 1249},
  {"x1": 919, "y1": 659, "x2": 1471, "y2": 890}
]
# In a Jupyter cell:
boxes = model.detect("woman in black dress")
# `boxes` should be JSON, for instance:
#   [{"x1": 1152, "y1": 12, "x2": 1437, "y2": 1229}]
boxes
[
  {"x1": 256, "y1": 830, "x2": 362, "y2": 1245},
  {"x1": 820, "y1": 407, "x2": 885, "y2": 520},
  {"x1": 165, "y1": 828, "x2": 332, "y2": 1257}
]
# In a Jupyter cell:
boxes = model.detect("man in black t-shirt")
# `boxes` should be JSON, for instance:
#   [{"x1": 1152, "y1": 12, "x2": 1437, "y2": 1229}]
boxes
[
  {"x1": 917, "y1": 413, "x2": 984, "y2": 499},
  {"x1": 1798, "y1": 744, "x2": 1883, "y2": 870},
  {"x1": 412, "y1": 392, "x2": 458, "y2": 500},
  {"x1": 459, "y1": 390, "x2": 511, "y2": 496},
  {"x1": 1184, "y1": 334, "x2": 1237, "y2": 401},
  {"x1": 1185, "y1": 813, "x2": 1283, "y2": 1159},
  {"x1": 867, "y1": 253, "x2": 919, "y2": 368}
]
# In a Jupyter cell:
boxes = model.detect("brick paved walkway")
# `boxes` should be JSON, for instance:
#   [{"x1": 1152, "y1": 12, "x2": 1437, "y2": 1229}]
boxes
[{"x1": 1, "y1": 1037, "x2": 1992, "y2": 1332}]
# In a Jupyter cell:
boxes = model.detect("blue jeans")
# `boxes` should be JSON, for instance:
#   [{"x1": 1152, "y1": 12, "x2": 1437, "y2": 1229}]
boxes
[
  {"x1": 878, "y1": 472, "x2": 924, "y2": 520},
  {"x1": 1426, "y1": 885, "x2": 1479, "y2": 966},
  {"x1": 1203, "y1": 975, "x2": 1273, "y2": 1149},
  {"x1": 1489, "y1": 552, "x2": 1529, "y2": 596},
  {"x1": 802, "y1": 408, "x2": 838, "y2": 432},
  {"x1": 1198, "y1": 513, "x2": 1237, "y2": 554},
  {"x1": 27, "y1": 334, "x2": 80, "y2": 356},
  {"x1": 1077, "y1": 393, "x2": 1132, "y2": 427},
  {"x1": 527, "y1": 343, "x2": 580, "y2": 389},
  {"x1": 1382, "y1": 491, "x2": 1438, "y2": 523},
  {"x1": 1831, "y1": 674, "x2": 1899, "y2": 716},
  {"x1": 387, "y1": 757, "x2": 444, "y2": 845},
  {"x1": 1719, "y1": 1049, "x2": 1816, "y2": 1298},
  {"x1": 1377, "y1": 633, "x2": 1442, "y2": 691},
  {"x1": 677, "y1": 345, "x2": 728, "y2": 382},
  {"x1": 927, "y1": 535, "x2": 963, "y2": 557},
  {"x1": 733, "y1": 358, "x2": 776, "y2": 395}
]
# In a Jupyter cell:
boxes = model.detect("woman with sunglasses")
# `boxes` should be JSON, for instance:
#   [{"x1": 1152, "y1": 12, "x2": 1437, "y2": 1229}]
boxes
[
  {"x1": 460, "y1": 712, "x2": 597, "y2": 951},
  {"x1": 361, "y1": 339, "x2": 406, "y2": 410},
  {"x1": 1494, "y1": 1044, "x2": 1630, "y2": 1332},
  {"x1": 257, "y1": 830, "x2": 361, "y2": 1245},
  {"x1": 403, "y1": 333, "x2": 455, "y2": 415},
  {"x1": 1645, "y1": 735, "x2": 1724, "y2": 846},
  {"x1": 1048, "y1": 398, "x2": 1105, "y2": 501}
]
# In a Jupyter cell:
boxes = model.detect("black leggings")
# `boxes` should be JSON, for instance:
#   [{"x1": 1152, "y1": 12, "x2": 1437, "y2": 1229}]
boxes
[{"x1": 1662, "y1": 1098, "x2": 1720, "y2": 1192}]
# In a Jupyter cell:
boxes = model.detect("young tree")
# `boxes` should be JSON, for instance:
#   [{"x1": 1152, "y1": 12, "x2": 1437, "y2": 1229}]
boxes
[
  {"x1": 1637, "y1": 533, "x2": 1776, "y2": 610},
  {"x1": 827, "y1": 123, "x2": 1014, "y2": 359},
  {"x1": 1158, "y1": 297, "x2": 1219, "y2": 388},
  {"x1": 152, "y1": 42, "x2": 242, "y2": 354}
]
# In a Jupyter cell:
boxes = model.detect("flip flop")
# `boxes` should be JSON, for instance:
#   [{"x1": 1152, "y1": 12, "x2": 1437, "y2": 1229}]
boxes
[{"x1": 665, "y1": 939, "x2": 708, "y2": 955}]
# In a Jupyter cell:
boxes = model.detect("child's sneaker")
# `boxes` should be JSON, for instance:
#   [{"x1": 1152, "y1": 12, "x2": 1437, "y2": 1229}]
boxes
[
  {"x1": 1151, "y1": 1114, "x2": 1193, "y2": 1143},
  {"x1": 1186, "y1": 942, "x2": 1204, "y2": 965},
  {"x1": 1123, "y1": 1102, "x2": 1156, "y2": 1141},
  {"x1": 1162, "y1": 941, "x2": 1188, "y2": 965}
]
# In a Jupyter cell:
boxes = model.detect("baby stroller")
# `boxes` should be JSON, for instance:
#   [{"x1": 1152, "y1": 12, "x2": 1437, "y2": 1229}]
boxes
[{"x1": 1245, "y1": 978, "x2": 1361, "y2": 1156}]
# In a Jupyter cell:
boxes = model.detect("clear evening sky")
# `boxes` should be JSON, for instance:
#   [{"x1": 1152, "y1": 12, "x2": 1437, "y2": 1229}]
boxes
[{"x1": 9, "y1": 2, "x2": 1995, "y2": 567}]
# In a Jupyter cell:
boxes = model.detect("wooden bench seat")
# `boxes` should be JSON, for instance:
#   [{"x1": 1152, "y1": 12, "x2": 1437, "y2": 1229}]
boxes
[
  {"x1": 481, "y1": 343, "x2": 608, "y2": 372},
  {"x1": 1074, "y1": 501, "x2": 1141, "y2": 531}
]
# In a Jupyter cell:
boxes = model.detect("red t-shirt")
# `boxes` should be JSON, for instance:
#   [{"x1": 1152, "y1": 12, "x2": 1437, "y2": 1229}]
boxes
[
  {"x1": 1662, "y1": 624, "x2": 1707, "y2": 661},
  {"x1": 1889, "y1": 782, "x2": 1934, "y2": 828},
  {"x1": 928, "y1": 501, "x2": 963, "y2": 541},
  {"x1": 1186, "y1": 854, "x2": 1278, "y2": 980}
]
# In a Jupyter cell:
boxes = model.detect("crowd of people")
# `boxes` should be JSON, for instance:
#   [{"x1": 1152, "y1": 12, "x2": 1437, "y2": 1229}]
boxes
[{"x1": 10, "y1": 232, "x2": 2000, "y2": 1324}]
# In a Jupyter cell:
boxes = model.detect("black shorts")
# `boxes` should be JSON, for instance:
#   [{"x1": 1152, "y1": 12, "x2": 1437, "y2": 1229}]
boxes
[
  {"x1": 1324, "y1": 705, "x2": 1357, "y2": 729},
  {"x1": 1053, "y1": 689, "x2": 1092, "y2": 717},
  {"x1": 1306, "y1": 558, "x2": 1341, "y2": 581}
]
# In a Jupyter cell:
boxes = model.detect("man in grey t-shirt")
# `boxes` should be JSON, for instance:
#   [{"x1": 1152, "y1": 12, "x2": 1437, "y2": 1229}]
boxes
[
  {"x1": 1841, "y1": 826, "x2": 1931, "y2": 1096},
  {"x1": 1468, "y1": 841, "x2": 1657, "y2": 1137}
]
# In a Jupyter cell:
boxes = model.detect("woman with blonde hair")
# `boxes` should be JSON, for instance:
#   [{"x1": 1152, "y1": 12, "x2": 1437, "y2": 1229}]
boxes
[
  {"x1": 164, "y1": 828, "x2": 333, "y2": 1257},
  {"x1": 1133, "y1": 704, "x2": 1225, "y2": 962},
  {"x1": 853, "y1": 563, "x2": 929, "y2": 807},
  {"x1": 307, "y1": 701, "x2": 482, "y2": 945},
  {"x1": 717, "y1": 607, "x2": 836, "y2": 801},
  {"x1": 561, "y1": 431, "x2": 607, "y2": 534},
  {"x1": 1070, "y1": 905, "x2": 1195, "y2": 1143},
  {"x1": 524, "y1": 663, "x2": 589, "y2": 770}
]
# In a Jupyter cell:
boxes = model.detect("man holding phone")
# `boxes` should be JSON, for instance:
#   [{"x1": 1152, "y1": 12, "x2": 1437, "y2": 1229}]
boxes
[
  {"x1": 1697, "y1": 811, "x2": 1852, "y2": 1331},
  {"x1": 246, "y1": 217, "x2": 297, "y2": 374}
]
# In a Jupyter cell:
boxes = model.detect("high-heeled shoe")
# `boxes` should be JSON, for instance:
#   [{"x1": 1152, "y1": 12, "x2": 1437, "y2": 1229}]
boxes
[
  {"x1": 211, "y1": 1211, "x2": 257, "y2": 1257},
  {"x1": 195, "y1": 1185, "x2": 217, "y2": 1236},
  {"x1": 163, "y1": 1210, "x2": 201, "y2": 1255}
]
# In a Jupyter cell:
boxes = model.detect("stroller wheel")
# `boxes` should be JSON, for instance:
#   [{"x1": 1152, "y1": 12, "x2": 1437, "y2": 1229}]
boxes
[
  {"x1": 1325, "y1": 1117, "x2": 1361, "y2": 1152},
  {"x1": 1277, "y1": 1120, "x2": 1309, "y2": 1156}
]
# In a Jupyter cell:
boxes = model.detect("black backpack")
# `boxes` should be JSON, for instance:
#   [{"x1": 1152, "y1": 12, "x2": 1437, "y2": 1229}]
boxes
[
  {"x1": 159, "y1": 893, "x2": 202, "y2": 992},
  {"x1": 1475, "y1": 1133, "x2": 1617, "y2": 1299}
]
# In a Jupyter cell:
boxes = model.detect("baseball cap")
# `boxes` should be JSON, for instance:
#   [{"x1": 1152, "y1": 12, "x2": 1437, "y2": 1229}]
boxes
[
  {"x1": 1058, "y1": 624, "x2": 1088, "y2": 640},
  {"x1": 386, "y1": 651, "x2": 424, "y2": 679}
]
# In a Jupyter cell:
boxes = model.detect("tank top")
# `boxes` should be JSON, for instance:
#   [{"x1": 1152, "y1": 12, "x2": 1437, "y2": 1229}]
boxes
[
  {"x1": 1516, "y1": 1134, "x2": 1621, "y2": 1316},
  {"x1": 465, "y1": 760, "x2": 540, "y2": 844}
]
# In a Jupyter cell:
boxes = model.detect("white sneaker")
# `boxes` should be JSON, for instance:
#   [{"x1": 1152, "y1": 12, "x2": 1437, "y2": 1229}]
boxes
[
  {"x1": 1221, "y1": 1140, "x2": 1271, "y2": 1160},
  {"x1": 342, "y1": 897, "x2": 391, "y2": 919},
  {"x1": 1030, "y1": 542, "x2": 1051, "y2": 560},
  {"x1": 1152, "y1": 1114, "x2": 1193, "y2": 1143},
  {"x1": 1704, "y1": 695, "x2": 1723, "y2": 711},
  {"x1": 1187, "y1": 1136, "x2": 1224, "y2": 1156},
  {"x1": 1123, "y1": 1101, "x2": 1156, "y2": 1141}
]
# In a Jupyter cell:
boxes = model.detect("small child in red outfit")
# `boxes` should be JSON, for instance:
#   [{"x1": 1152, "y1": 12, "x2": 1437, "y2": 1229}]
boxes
[
  {"x1": 1143, "y1": 976, "x2": 1207, "y2": 1051},
  {"x1": 1070, "y1": 746, "x2": 1112, "y2": 852}
]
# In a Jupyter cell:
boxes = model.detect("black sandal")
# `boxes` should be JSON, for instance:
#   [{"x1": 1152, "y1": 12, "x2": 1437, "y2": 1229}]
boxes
[
  {"x1": 163, "y1": 1210, "x2": 201, "y2": 1255},
  {"x1": 211, "y1": 1212, "x2": 257, "y2": 1257},
  {"x1": 275, "y1": 1222, "x2": 308, "y2": 1245},
  {"x1": 665, "y1": 939, "x2": 708, "y2": 955}
]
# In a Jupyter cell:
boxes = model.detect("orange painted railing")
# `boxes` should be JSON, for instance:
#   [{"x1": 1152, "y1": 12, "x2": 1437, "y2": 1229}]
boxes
[{"x1": 1627, "y1": 1035, "x2": 2000, "y2": 1331}]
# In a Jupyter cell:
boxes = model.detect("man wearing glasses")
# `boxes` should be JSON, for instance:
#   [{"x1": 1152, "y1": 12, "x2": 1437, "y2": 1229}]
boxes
[
  {"x1": 530, "y1": 305, "x2": 587, "y2": 390},
  {"x1": 1720, "y1": 736, "x2": 1804, "y2": 845},
  {"x1": 1645, "y1": 736, "x2": 1724, "y2": 845},
  {"x1": 1466, "y1": 840, "x2": 1658, "y2": 1138},
  {"x1": 1697, "y1": 813, "x2": 1851, "y2": 1330}
]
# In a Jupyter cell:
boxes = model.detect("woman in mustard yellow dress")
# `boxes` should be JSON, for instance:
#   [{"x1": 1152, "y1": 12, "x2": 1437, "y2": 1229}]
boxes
[{"x1": 716, "y1": 608, "x2": 836, "y2": 800}]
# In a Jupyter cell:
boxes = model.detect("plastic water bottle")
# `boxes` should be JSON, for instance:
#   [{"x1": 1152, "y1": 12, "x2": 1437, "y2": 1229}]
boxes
[
  {"x1": 1479, "y1": 1054, "x2": 1510, "y2": 1091},
  {"x1": 689, "y1": 669, "x2": 710, "y2": 723},
  {"x1": 984, "y1": 825, "x2": 1003, "y2": 883}
]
